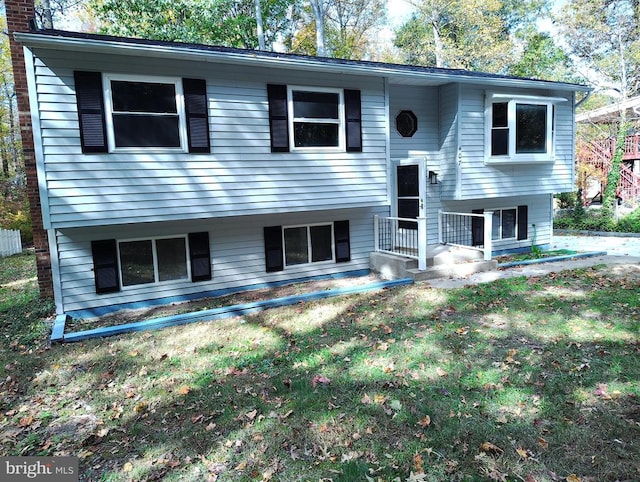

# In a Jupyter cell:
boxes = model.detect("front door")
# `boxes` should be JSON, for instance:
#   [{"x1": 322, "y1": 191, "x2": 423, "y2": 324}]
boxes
[{"x1": 395, "y1": 160, "x2": 426, "y2": 226}]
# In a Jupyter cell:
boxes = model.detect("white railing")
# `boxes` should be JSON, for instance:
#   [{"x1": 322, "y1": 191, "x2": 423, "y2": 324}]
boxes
[
  {"x1": 0, "y1": 228, "x2": 22, "y2": 258},
  {"x1": 438, "y1": 210, "x2": 493, "y2": 261},
  {"x1": 374, "y1": 215, "x2": 428, "y2": 270}
]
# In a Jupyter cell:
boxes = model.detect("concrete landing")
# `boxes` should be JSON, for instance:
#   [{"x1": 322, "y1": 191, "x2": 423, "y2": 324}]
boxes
[{"x1": 370, "y1": 246, "x2": 497, "y2": 282}]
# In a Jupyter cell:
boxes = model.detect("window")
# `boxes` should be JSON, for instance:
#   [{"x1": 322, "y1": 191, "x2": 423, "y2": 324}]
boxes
[
  {"x1": 289, "y1": 87, "x2": 343, "y2": 149},
  {"x1": 492, "y1": 208, "x2": 518, "y2": 241},
  {"x1": 284, "y1": 224, "x2": 334, "y2": 266},
  {"x1": 74, "y1": 71, "x2": 210, "y2": 154},
  {"x1": 119, "y1": 237, "x2": 189, "y2": 287},
  {"x1": 471, "y1": 206, "x2": 528, "y2": 246},
  {"x1": 105, "y1": 76, "x2": 186, "y2": 151},
  {"x1": 263, "y1": 221, "x2": 350, "y2": 272},
  {"x1": 486, "y1": 93, "x2": 566, "y2": 163},
  {"x1": 267, "y1": 84, "x2": 362, "y2": 153},
  {"x1": 91, "y1": 232, "x2": 211, "y2": 294}
]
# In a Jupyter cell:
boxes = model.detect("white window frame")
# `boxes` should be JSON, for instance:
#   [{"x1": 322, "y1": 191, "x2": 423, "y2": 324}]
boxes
[
  {"x1": 485, "y1": 93, "x2": 567, "y2": 164},
  {"x1": 103, "y1": 74, "x2": 188, "y2": 153},
  {"x1": 287, "y1": 86, "x2": 345, "y2": 152},
  {"x1": 283, "y1": 223, "x2": 335, "y2": 267},
  {"x1": 491, "y1": 207, "x2": 518, "y2": 241},
  {"x1": 117, "y1": 235, "x2": 191, "y2": 289}
]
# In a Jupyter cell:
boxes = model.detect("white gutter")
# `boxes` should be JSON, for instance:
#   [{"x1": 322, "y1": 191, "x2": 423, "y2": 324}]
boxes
[{"x1": 15, "y1": 32, "x2": 591, "y2": 93}]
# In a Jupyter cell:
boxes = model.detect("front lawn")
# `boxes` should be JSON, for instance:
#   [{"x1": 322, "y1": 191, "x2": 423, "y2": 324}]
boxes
[{"x1": 1, "y1": 253, "x2": 638, "y2": 481}]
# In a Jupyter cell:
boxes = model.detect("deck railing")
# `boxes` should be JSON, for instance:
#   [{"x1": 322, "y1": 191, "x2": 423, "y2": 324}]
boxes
[
  {"x1": 438, "y1": 211, "x2": 493, "y2": 261},
  {"x1": 374, "y1": 215, "x2": 428, "y2": 270}
]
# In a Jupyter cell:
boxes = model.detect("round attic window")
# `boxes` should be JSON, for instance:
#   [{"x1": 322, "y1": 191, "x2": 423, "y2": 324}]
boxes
[{"x1": 396, "y1": 110, "x2": 418, "y2": 137}]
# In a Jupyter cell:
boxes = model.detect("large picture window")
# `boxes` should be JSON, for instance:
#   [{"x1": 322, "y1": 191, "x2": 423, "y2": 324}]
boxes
[
  {"x1": 119, "y1": 236, "x2": 189, "y2": 287},
  {"x1": 487, "y1": 94, "x2": 565, "y2": 163}
]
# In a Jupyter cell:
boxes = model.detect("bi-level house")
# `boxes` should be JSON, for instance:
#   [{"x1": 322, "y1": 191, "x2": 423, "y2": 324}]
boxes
[{"x1": 12, "y1": 28, "x2": 589, "y2": 320}]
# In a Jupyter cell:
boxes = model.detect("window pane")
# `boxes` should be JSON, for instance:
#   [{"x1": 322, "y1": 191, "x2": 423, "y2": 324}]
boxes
[
  {"x1": 492, "y1": 211, "x2": 501, "y2": 241},
  {"x1": 397, "y1": 165, "x2": 419, "y2": 197},
  {"x1": 284, "y1": 227, "x2": 309, "y2": 265},
  {"x1": 113, "y1": 114, "x2": 181, "y2": 147},
  {"x1": 120, "y1": 240, "x2": 154, "y2": 286},
  {"x1": 310, "y1": 225, "x2": 333, "y2": 262},
  {"x1": 516, "y1": 104, "x2": 547, "y2": 153},
  {"x1": 502, "y1": 209, "x2": 517, "y2": 239},
  {"x1": 492, "y1": 102, "x2": 508, "y2": 127},
  {"x1": 156, "y1": 238, "x2": 188, "y2": 282},
  {"x1": 491, "y1": 129, "x2": 508, "y2": 156},
  {"x1": 112, "y1": 81, "x2": 177, "y2": 113},
  {"x1": 293, "y1": 122, "x2": 339, "y2": 147},
  {"x1": 292, "y1": 91, "x2": 339, "y2": 119}
]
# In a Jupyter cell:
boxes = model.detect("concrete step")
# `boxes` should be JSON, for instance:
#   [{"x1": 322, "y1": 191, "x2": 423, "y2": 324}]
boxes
[{"x1": 370, "y1": 247, "x2": 496, "y2": 282}]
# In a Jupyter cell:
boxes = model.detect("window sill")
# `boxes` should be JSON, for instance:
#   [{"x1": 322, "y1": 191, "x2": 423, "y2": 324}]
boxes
[{"x1": 485, "y1": 156, "x2": 555, "y2": 165}]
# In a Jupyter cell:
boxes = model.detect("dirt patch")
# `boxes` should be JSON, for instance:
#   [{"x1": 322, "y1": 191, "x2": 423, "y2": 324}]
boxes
[{"x1": 65, "y1": 273, "x2": 385, "y2": 332}]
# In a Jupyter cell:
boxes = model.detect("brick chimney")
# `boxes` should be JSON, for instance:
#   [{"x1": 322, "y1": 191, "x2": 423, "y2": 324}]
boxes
[{"x1": 5, "y1": 0, "x2": 54, "y2": 298}]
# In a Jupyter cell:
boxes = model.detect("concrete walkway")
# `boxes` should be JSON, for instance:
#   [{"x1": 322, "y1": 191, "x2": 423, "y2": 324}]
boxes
[{"x1": 425, "y1": 233, "x2": 640, "y2": 289}]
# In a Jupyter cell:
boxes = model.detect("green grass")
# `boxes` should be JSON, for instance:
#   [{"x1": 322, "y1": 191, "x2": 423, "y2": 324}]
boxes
[{"x1": 1, "y1": 253, "x2": 639, "y2": 481}]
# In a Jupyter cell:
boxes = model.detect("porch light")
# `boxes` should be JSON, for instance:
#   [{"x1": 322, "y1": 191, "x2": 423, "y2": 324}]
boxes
[{"x1": 428, "y1": 170, "x2": 439, "y2": 185}]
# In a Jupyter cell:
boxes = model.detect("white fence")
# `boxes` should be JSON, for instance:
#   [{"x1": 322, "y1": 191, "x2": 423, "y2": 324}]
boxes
[{"x1": 0, "y1": 229, "x2": 22, "y2": 257}]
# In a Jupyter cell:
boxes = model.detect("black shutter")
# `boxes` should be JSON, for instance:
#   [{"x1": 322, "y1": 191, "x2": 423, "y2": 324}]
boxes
[
  {"x1": 264, "y1": 226, "x2": 284, "y2": 272},
  {"x1": 189, "y1": 232, "x2": 212, "y2": 282},
  {"x1": 183, "y1": 78, "x2": 210, "y2": 153},
  {"x1": 91, "y1": 239, "x2": 119, "y2": 294},
  {"x1": 74, "y1": 71, "x2": 107, "y2": 153},
  {"x1": 334, "y1": 220, "x2": 351, "y2": 263},
  {"x1": 471, "y1": 209, "x2": 484, "y2": 247},
  {"x1": 344, "y1": 89, "x2": 362, "y2": 152},
  {"x1": 517, "y1": 205, "x2": 528, "y2": 240},
  {"x1": 267, "y1": 84, "x2": 289, "y2": 152}
]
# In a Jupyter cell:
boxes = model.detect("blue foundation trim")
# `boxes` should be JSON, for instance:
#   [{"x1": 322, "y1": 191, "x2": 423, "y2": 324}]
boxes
[
  {"x1": 497, "y1": 251, "x2": 607, "y2": 268},
  {"x1": 59, "y1": 277, "x2": 414, "y2": 343},
  {"x1": 67, "y1": 269, "x2": 372, "y2": 319},
  {"x1": 50, "y1": 314, "x2": 68, "y2": 343}
]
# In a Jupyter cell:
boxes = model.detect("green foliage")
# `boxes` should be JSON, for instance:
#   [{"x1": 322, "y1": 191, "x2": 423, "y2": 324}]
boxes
[
  {"x1": 508, "y1": 32, "x2": 582, "y2": 83},
  {"x1": 88, "y1": 0, "x2": 293, "y2": 49},
  {"x1": 554, "y1": 204, "x2": 640, "y2": 233}
]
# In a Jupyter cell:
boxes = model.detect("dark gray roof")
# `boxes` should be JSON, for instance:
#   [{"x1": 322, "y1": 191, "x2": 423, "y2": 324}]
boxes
[{"x1": 19, "y1": 28, "x2": 590, "y2": 91}]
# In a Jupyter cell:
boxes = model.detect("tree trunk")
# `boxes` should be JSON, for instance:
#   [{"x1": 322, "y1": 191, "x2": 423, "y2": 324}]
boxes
[
  {"x1": 310, "y1": 0, "x2": 326, "y2": 56},
  {"x1": 254, "y1": 0, "x2": 266, "y2": 50},
  {"x1": 432, "y1": 20, "x2": 444, "y2": 68},
  {"x1": 41, "y1": 0, "x2": 54, "y2": 29}
]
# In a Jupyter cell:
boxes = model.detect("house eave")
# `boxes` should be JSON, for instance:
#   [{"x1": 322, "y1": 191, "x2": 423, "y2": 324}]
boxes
[{"x1": 14, "y1": 30, "x2": 591, "y2": 92}]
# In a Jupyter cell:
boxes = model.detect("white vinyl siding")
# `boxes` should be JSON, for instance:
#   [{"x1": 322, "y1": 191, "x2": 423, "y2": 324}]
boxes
[
  {"x1": 31, "y1": 52, "x2": 388, "y2": 229},
  {"x1": 54, "y1": 207, "x2": 385, "y2": 315}
]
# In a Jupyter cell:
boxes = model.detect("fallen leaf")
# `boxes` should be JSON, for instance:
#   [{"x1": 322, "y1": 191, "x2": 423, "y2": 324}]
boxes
[
  {"x1": 18, "y1": 416, "x2": 33, "y2": 427},
  {"x1": 177, "y1": 385, "x2": 191, "y2": 395},
  {"x1": 537, "y1": 437, "x2": 549, "y2": 449},
  {"x1": 436, "y1": 367, "x2": 448, "y2": 377},
  {"x1": 135, "y1": 401, "x2": 148, "y2": 413},
  {"x1": 417, "y1": 415, "x2": 431, "y2": 427},
  {"x1": 311, "y1": 375, "x2": 331, "y2": 387},
  {"x1": 246, "y1": 409, "x2": 258, "y2": 421},
  {"x1": 516, "y1": 447, "x2": 530, "y2": 459},
  {"x1": 479, "y1": 442, "x2": 503, "y2": 454},
  {"x1": 123, "y1": 462, "x2": 133, "y2": 472},
  {"x1": 566, "y1": 475, "x2": 581, "y2": 482},
  {"x1": 361, "y1": 393, "x2": 372, "y2": 405},
  {"x1": 456, "y1": 327, "x2": 469, "y2": 335}
]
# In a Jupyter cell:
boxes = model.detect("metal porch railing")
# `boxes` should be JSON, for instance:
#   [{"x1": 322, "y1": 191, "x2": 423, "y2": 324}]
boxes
[{"x1": 438, "y1": 211, "x2": 493, "y2": 260}]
